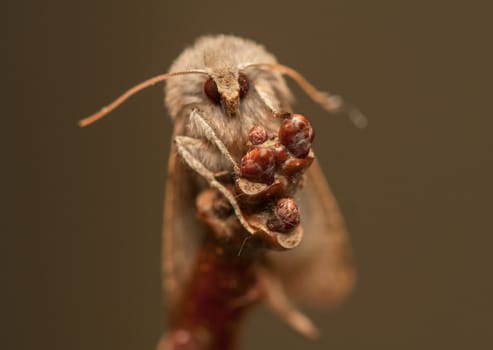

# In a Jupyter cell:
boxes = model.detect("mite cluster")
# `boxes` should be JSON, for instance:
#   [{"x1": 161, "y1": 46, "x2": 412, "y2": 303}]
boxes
[
  {"x1": 237, "y1": 113, "x2": 314, "y2": 233},
  {"x1": 197, "y1": 112, "x2": 315, "y2": 250}
]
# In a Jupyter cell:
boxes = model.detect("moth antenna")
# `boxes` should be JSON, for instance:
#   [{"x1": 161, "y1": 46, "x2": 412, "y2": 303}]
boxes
[
  {"x1": 246, "y1": 63, "x2": 368, "y2": 128},
  {"x1": 78, "y1": 70, "x2": 208, "y2": 127}
]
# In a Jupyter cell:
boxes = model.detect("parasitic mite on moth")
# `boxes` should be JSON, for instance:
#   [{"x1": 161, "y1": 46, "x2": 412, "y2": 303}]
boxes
[{"x1": 80, "y1": 35, "x2": 363, "y2": 350}]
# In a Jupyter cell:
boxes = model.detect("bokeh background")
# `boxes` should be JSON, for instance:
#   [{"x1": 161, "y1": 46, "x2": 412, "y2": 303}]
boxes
[{"x1": 6, "y1": 1, "x2": 493, "y2": 349}]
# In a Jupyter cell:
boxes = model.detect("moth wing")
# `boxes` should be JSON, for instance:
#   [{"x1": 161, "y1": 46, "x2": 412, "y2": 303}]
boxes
[
  {"x1": 162, "y1": 117, "x2": 206, "y2": 309},
  {"x1": 266, "y1": 159, "x2": 356, "y2": 309}
]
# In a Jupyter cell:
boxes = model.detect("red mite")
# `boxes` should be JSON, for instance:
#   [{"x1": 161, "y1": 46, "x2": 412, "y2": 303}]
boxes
[
  {"x1": 267, "y1": 198, "x2": 301, "y2": 233},
  {"x1": 279, "y1": 113, "x2": 314, "y2": 158},
  {"x1": 240, "y1": 147, "x2": 276, "y2": 184},
  {"x1": 248, "y1": 125, "x2": 268, "y2": 145}
]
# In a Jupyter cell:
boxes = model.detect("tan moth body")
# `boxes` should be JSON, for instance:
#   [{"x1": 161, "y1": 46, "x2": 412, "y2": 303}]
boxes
[{"x1": 163, "y1": 35, "x2": 355, "y2": 332}]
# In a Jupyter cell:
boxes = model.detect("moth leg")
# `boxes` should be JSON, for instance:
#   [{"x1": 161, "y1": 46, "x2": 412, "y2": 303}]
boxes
[
  {"x1": 228, "y1": 280, "x2": 263, "y2": 310},
  {"x1": 174, "y1": 135, "x2": 256, "y2": 235},
  {"x1": 189, "y1": 109, "x2": 240, "y2": 173},
  {"x1": 254, "y1": 82, "x2": 284, "y2": 117},
  {"x1": 212, "y1": 170, "x2": 235, "y2": 184},
  {"x1": 255, "y1": 87, "x2": 278, "y2": 115},
  {"x1": 256, "y1": 265, "x2": 319, "y2": 339}
]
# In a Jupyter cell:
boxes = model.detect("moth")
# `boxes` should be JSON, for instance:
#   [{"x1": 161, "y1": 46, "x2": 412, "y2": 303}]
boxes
[{"x1": 80, "y1": 35, "x2": 362, "y2": 347}]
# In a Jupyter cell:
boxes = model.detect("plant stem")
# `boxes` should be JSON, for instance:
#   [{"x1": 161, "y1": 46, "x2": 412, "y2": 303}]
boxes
[{"x1": 165, "y1": 233, "x2": 262, "y2": 350}]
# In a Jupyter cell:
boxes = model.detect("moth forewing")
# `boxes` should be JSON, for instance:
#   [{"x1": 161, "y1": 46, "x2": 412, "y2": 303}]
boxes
[
  {"x1": 267, "y1": 159, "x2": 356, "y2": 309},
  {"x1": 162, "y1": 117, "x2": 206, "y2": 309}
]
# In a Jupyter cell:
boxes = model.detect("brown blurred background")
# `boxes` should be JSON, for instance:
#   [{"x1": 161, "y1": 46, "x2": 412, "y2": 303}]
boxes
[{"x1": 5, "y1": 1, "x2": 493, "y2": 349}]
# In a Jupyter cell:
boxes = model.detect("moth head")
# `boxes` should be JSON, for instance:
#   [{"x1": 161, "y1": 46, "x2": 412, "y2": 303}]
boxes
[{"x1": 204, "y1": 70, "x2": 249, "y2": 117}]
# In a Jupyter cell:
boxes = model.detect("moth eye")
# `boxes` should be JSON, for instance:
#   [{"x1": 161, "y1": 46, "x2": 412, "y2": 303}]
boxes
[
  {"x1": 238, "y1": 73, "x2": 249, "y2": 98},
  {"x1": 204, "y1": 78, "x2": 221, "y2": 104}
]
